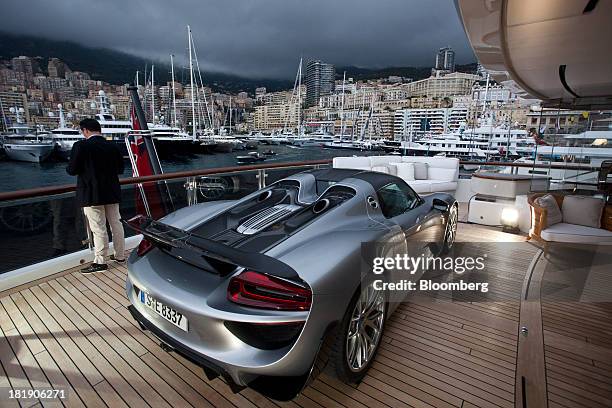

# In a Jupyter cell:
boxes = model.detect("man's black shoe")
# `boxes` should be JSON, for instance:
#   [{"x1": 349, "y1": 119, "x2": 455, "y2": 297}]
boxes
[
  {"x1": 110, "y1": 254, "x2": 125, "y2": 263},
  {"x1": 81, "y1": 263, "x2": 108, "y2": 274}
]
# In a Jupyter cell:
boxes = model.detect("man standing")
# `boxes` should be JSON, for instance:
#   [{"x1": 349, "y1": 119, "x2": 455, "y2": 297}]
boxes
[{"x1": 67, "y1": 118, "x2": 125, "y2": 273}]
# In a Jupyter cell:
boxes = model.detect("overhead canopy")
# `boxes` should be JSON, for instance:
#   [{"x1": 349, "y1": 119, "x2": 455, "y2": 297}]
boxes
[{"x1": 456, "y1": 0, "x2": 612, "y2": 109}]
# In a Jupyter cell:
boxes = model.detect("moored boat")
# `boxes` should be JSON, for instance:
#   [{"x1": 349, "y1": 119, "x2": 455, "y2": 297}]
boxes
[
  {"x1": 2, "y1": 108, "x2": 55, "y2": 163},
  {"x1": 236, "y1": 151, "x2": 266, "y2": 164}
]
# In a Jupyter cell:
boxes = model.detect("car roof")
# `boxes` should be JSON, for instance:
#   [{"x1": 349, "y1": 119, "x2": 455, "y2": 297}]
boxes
[{"x1": 307, "y1": 168, "x2": 403, "y2": 191}]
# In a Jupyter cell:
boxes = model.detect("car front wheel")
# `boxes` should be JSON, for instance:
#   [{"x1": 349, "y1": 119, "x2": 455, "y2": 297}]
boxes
[
  {"x1": 332, "y1": 280, "x2": 386, "y2": 383},
  {"x1": 441, "y1": 204, "x2": 458, "y2": 254}
]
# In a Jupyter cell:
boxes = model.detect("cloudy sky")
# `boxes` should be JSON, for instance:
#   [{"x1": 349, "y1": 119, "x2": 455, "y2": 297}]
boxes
[{"x1": 3, "y1": 0, "x2": 474, "y2": 79}]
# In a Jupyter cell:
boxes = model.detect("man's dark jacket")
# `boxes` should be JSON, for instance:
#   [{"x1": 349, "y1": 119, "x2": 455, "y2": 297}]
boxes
[{"x1": 67, "y1": 135, "x2": 124, "y2": 207}]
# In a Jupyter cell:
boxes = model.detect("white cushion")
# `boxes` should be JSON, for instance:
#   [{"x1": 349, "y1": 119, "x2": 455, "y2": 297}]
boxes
[
  {"x1": 409, "y1": 162, "x2": 428, "y2": 180},
  {"x1": 428, "y1": 181, "x2": 458, "y2": 192},
  {"x1": 371, "y1": 165, "x2": 389, "y2": 174},
  {"x1": 389, "y1": 162, "x2": 414, "y2": 181},
  {"x1": 562, "y1": 195, "x2": 605, "y2": 228},
  {"x1": 385, "y1": 164, "x2": 398, "y2": 176},
  {"x1": 369, "y1": 156, "x2": 398, "y2": 167},
  {"x1": 535, "y1": 194, "x2": 562, "y2": 227},
  {"x1": 406, "y1": 180, "x2": 432, "y2": 194},
  {"x1": 540, "y1": 223, "x2": 612, "y2": 244},
  {"x1": 428, "y1": 167, "x2": 457, "y2": 181},
  {"x1": 333, "y1": 157, "x2": 371, "y2": 170},
  {"x1": 402, "y1": 156, "x2": 459, "y2": 169}
]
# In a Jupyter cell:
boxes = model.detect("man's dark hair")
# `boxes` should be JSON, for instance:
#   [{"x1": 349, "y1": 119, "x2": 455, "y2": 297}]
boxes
[{"x1": 79, "y1": 118, "x2": 102, "y2": 133}]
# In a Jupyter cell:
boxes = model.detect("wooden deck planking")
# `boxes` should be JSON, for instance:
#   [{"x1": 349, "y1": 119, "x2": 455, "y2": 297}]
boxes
[
  {"x1": 1, "y1": 223, "x2": 610, "y2": 407},
  {"x1": 542, "y1": 301, "x2": 612, "y2": 408}
]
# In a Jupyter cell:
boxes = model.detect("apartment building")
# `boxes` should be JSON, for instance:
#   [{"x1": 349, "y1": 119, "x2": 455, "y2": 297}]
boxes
[
  {"x1": 305, "y1": 60, "x2": 335, "y2": 107},
  {"x1": 254, "y1": 103, "x2": 299, "y2": 130},
  {"x1": 394, "y1": 107, "x2": 468, "y2": 138},
  {"x1": 0, "y1": 91, "x2": 30, "y2": 128},
  {"x1": 526, "y1": 109, "x2": 584, "y2": 134},
  {"x1": 407, "y1": 72, "x2": 480, "y2": 100},
  {"x1": 47, "y1": 58, "x2": 70, "y2": 78}
]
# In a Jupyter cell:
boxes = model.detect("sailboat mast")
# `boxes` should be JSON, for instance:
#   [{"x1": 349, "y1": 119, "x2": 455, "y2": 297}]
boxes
[
  {"x1": 151, "y1": 65, "x2": 155, "y2": 125},
  {"x1": 188, "y1": 26, "x2": 196, "y2": 140},
  {"x1": 229, "y1": 96, "x2": 232, "y2": 133},
  {"x1": 482, "y1": 72, "x2": 490, "y2": 114},
  {"x1": 297, "y1": 57, "x2": 302, "y2": 135},
  {"x1": 0, "y1": 97, "x2": 7, "y2": 131},
  {"x1": 339, "y1": 71, "x2": 346, "y2": 140},
  {"x1": 170, "y1": 54, "x2": 177, "y2": 128},
  {"x1": 190, "y1": 34, "x2": 214, "y2": 131},
  {"x1": 142, "y1": 65, "x2": 148, "y2": 114},
  {"x1": 58, "y1": 104, "x2": 66, "y2": 128}
]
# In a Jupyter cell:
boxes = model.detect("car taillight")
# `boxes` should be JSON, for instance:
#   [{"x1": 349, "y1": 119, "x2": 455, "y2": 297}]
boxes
[
  {"x1": 228, "y1": 271, "x2": 311, "y2": 311},
  {"x1": 136, "y1": 238, "x2": 153, "y2": 256}
]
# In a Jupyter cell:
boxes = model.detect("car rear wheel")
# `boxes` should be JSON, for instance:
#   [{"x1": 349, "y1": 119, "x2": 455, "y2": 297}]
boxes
[{"x1": 331, "y1": 280, "x2": 386, "y2": 383}]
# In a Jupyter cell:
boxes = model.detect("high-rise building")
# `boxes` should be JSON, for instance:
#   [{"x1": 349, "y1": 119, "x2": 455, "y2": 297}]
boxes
[
  {"x1": 255, "y1": 87, "x2": 267, "y2": 99},
  {"x1": 434, "y1": 47, "x2": 455, "y2": 73},
  {"x1": 305, "y1": 60, "x2": 335, "y2": 107},
  {"x1": 0, "y1": 92, "x2": 30, "y2": 129},
  {"x1": 11, "y1": 56, "x2": 38, "y2": 81},
  {"x1": 48, "y1": 58, "x2": 70, "y2": 78}
]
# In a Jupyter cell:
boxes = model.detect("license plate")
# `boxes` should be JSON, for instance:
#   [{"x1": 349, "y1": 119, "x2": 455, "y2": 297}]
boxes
[{"x1": 140, "y1": 291, "x2": 188, "y2": 331}]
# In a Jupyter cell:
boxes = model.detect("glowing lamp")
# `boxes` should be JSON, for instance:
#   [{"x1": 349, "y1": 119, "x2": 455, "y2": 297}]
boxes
[{"x1": 501, "y1": 207, "x2": 519, "y2": 233}]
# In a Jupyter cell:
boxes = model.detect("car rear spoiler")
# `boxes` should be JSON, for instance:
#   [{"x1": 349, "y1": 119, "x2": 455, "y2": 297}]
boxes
[{"x1": 123, "y1": 215, "x2": 301, "y2": 281}]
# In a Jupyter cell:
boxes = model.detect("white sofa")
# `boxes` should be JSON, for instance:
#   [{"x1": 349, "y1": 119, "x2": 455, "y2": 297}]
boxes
[{"x1": 333, "y1": 155, "x2": 459, "y2": 194}]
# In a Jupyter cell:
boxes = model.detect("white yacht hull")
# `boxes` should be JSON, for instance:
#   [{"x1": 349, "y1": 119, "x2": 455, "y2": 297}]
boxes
[
  {"x1": 4, "y1": 143, "x2": 55, "y2": 163},
  {"x1": 323, "y1": 141, "x2": 359, "y2": 150},
  {"x1": 289, "y1": 139, "x2": 319, "y2": 147}
]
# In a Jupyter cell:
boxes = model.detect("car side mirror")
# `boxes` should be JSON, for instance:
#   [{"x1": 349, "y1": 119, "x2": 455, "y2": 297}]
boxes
[{"x1": 432, "y1": 198, "x2": 448, "y2": 212}]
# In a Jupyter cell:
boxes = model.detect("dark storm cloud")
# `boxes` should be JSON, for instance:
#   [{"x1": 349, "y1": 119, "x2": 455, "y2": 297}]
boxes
[{"x1": 2, "y1": 0, "x2": 474, "y2": 78}]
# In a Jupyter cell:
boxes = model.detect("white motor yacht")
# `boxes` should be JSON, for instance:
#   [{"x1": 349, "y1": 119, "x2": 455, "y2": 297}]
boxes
[
  {"x1": 92, "y1": 90, "x2": 132, "y2": 156},
  {"x1": 2, "y1": 108, "x2": 55, "y2": 163},
  {"x1": 50, "y1": 104, "x2": 82, "y2": 160}
]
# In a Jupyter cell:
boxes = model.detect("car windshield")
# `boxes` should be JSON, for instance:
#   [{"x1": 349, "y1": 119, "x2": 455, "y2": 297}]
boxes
[{"x1": 377, "y1": 182, "x2": 419, "y2": 218}]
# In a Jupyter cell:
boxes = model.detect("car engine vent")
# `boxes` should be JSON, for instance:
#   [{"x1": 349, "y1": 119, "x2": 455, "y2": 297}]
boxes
[{"x1": 236, "y1": 204, "x2": 301, "y2": 235}]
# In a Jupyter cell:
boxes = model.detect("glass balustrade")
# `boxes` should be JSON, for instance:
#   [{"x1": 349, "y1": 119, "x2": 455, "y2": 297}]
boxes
[{"x1": 0, "y1": 164, "x2": 326, "y2": 274}]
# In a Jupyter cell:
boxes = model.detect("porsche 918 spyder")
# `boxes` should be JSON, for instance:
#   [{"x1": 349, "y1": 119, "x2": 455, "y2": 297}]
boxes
[{"x1": 124, "y1": 168, "x2": 458, "y2": 400}]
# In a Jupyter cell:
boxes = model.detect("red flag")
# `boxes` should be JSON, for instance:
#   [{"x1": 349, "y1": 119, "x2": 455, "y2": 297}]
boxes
[
  {"x1": 131, "y1": 104, "x2": 141, "y2": 131},
  {"x1": 128, "y1": 106, "x2": 166, "y2": 219}
]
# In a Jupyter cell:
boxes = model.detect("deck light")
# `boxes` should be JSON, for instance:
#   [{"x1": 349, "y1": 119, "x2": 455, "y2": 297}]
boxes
[{"x1": 500, "y1": 207, "x2": 519, "y2": 233}]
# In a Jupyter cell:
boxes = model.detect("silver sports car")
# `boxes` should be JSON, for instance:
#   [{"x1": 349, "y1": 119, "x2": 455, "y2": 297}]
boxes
[{"x1": 124, "y1": 168, "x2": 458, "y2": 400}]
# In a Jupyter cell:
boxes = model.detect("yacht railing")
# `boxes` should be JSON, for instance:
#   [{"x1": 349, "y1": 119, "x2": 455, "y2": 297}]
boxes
[
  {"x1": 0, "y1": 160, "x2": 329, "y2": 291},
  {"x1": 0, "y1": 159, "x2": 606, "y2": 292},
  {"x1": 0, "y1": 160, "x2": 602, "y2": 203}
]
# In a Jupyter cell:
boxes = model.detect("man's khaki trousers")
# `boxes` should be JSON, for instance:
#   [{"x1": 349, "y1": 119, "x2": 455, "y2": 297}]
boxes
[{"x1": 83, "y1": 203, "x2": 125, "y2": 264}]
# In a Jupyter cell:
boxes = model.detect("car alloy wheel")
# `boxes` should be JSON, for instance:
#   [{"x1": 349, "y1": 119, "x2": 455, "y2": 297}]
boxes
[
  {"x1": 345, "y1": 281, "x2": 385, "y2": 372},
  {"x1": 445, "y1": 205, "x2": 458, "y2": 250}
]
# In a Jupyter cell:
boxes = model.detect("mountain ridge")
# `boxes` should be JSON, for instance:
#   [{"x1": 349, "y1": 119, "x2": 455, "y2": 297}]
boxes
[{"x1": 0, "y1": 32, "x2": 477, "y2": 93}]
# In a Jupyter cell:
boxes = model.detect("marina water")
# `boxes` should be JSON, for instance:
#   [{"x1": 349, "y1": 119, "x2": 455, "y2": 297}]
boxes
[{"x1": 0, "y1": 145, "x2": 370, "y2": 192}]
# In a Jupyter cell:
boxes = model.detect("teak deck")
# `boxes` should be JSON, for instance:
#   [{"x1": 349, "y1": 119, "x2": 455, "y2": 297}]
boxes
[{"x1": 1, "y1": 223, "x2": 611, "y2": 408}]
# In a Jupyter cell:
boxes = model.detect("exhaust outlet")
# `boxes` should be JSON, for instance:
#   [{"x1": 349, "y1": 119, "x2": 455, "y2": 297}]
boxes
[
  {"x1": 312, "y1": 199, "x2": 330, "y2": 214},
  {"x1": 258, "y1": 190, "x2": 272, "y2": 202}
]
